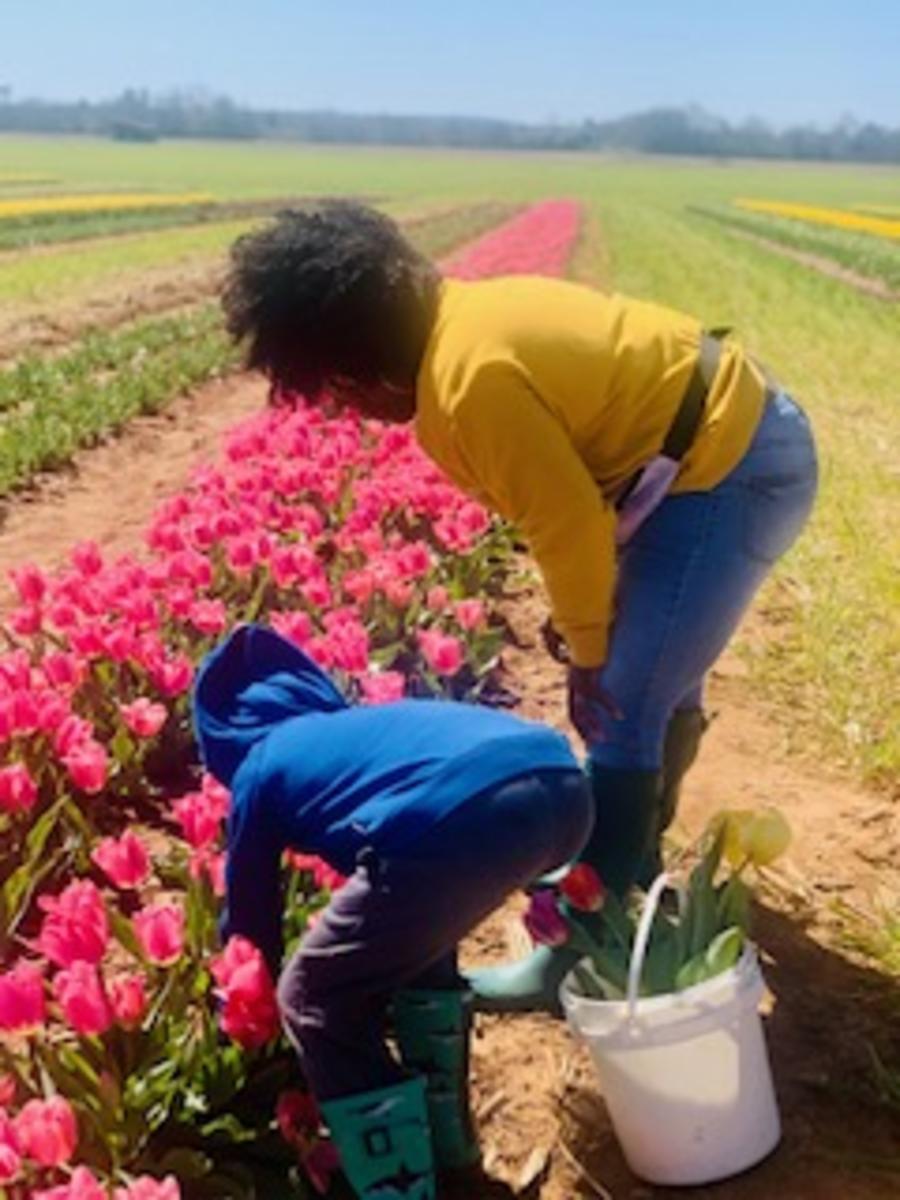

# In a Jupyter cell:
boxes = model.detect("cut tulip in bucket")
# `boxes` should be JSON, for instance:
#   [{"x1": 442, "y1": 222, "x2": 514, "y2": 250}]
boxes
[{"x1": 524, "y1": 808, "x2": 791, "y2": 1185}]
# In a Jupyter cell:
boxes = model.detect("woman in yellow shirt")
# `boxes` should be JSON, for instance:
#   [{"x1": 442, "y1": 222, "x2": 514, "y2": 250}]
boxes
[{"x1": 222, "y1": 201, "x2": 817, "y2": 1013}]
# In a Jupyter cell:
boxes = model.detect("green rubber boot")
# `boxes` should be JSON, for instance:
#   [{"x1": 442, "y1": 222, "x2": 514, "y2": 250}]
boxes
[
  {"x1": 468, "y1": 767, "x2": 662, "y2": 1014},
  {"x1": 393, "y1": 989, "x2": 480, "y2": 1171},
  {"x1": 320, "y1": 1077, "x2": 435, "y2": 1199},
  {"x1": 638, "y1": 708, "x2": 709, "y2": 885}
]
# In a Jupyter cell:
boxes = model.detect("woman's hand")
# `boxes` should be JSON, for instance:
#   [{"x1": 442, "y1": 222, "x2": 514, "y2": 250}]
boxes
[{"x1": 567, "y1": 665, "x2": 623, "y2": 745}]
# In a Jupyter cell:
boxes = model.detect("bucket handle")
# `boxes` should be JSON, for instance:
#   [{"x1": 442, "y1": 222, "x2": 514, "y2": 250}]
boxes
[{"x1": 626, "y1": 871, "x2": 671, "y2": 1021}]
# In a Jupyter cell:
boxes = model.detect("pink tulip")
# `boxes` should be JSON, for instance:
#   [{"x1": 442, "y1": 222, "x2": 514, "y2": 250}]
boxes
[
  {"x1": 201, "y1": 772, "x2": 231, "y2": 814},
  {"x1": 0, "y1": 1073, "x2": 16, "y2": 1107},
  {"x1": 418, "y1": 630, "x2": 464, "y2": 677},
  {"x1": 62, "y1": 740, "x2": 109, "y2": 795},
  {"x1": 133, "y1": 902, "x2": 184, "y2": 966},
  {"x1": 32, "y1": 1165, "x2": 107, "y2": 1200},
  {"x1": 37, "y1": 880, "x2": 109, "y2": 968},
  {"x1": 120, "y1": 698, "x2": 167, "y2": 739},
  {"x1": 91, "y1": 830, "x2": 151, "y2": 889},
  {"x1": 103, "y1": 625, "x2": 137, "y2": 663},
  {"x1": 0, "y1": 1109, "x2": 20, "y2": 1183},
  {"x1": 269, "y1": 609, "x2": 312, "y2": 648},
  {"x1": 0, "y1": 763, "x2": 38, "y2": 815},
  {"x1": 108, "y1": 973, "x2": 149, "y2": 1030},
  {"x1": 113, "y1": 1176, "x2": 181, "y2": 1200},
  {"x1": 52, "y1": 714, "x2": 94, "y2": 758},
  {"x1": 359, "y1": 672, "x2": 405, "y2": 704},
  {"x1": 189, "y1": 848, "x2": 226, "y2": 896},
  {"x1": 172, "y1": 790, "x2": 223, "y2": 849},
  {"x1": 211, "y1": 937, "x2": 280, "y2": 1050},
  {"x1": 455, "y1": 599, "x2": 486, "y2": 631},
  {"x1": 36, "y1": 691, "x2": 70, "y2": 734},
  {"x1": 14, "y1": 1096, "x2": 78, "y2": 1167},
  {"x1": 188, "y1": 598, "x2": 228, "y2": 636},
  {"x1": 9, "y1": 605, "x2": 43, "y2": 635},
  {"x1": 53, "y1": 962, "x2": 113, "y2": 1036},
  {"x1": 9, "y1": 562, "x2": 47, "y2": 605},
  {"x1": 8, "y1": 690, "x2": 40, "y2": 736},
  {"x1": 0, "y1": 962, "x2": 46, "y2": 1033},
  {"x1": 71, "y1": 540, "x2": 103, "y2": 577},
  {"x1": 425, "y1": 585, "x2": 449, "y2": 611},
  {"x1": 151, "y1": 655, "x2": 194, "y2": 698}
]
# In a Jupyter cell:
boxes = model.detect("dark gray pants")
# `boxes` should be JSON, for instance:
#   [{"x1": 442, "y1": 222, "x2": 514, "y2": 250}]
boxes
[{"x1": 277, "y1": 769, "x2": 592, "y2": 1100}]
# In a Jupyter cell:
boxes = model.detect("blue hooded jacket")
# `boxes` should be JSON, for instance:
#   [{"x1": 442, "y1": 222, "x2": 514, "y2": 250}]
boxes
[{"x1": 193, "y1": 624, "x2": 576, "y2": 970}]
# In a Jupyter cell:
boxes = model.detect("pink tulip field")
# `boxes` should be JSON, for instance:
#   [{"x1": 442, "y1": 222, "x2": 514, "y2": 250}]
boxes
[{"x1": 0, "y1": 202, "x2": 583, "y2": 1199}]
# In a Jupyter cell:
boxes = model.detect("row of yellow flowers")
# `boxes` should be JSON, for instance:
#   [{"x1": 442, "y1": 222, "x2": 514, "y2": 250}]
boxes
[
  {"x1": 0, "y1": 191, "x2": 215, "y2": 220},
  {"x1": 735, "y1": 198, "x2": 900, "y2": 242}
]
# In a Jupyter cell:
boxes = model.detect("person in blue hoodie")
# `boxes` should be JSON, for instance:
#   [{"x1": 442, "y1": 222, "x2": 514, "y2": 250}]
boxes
[{"x1": 193, "y1": 623, "x2": 592, "y2": 1200}]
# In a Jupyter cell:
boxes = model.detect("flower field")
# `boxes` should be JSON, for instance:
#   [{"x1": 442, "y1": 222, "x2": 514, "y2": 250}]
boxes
[
  {"x1": 0, "y1": 201, "x2": 581, "y2": 1199},
  {"x1": 0, "y1": 202, "x2": 520, "y2": 490},
  {"x1": 735, "y1": 198, "x2": 900, "y2": 241},
  {"x1": 0, "y1": 195, "x2": 216, "y2": 223},
  {"x1": 0, "y1": 134, "x2": 896, "y2": 1199}
]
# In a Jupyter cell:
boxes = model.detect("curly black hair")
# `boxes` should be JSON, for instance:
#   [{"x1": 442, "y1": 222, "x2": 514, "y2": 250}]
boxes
[{"x1": 222, "y1": 200, "x2": 440, "y2": 397}]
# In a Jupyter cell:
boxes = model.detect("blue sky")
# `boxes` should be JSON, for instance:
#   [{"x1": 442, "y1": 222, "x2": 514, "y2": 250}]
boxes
[{"x1": 1, "y1": 0, "x2": 897, "y2": 127}]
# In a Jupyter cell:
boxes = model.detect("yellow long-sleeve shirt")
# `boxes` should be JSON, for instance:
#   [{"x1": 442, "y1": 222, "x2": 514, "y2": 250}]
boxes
[{"x1": 415, "y1": 275, "x2": 767, "y2": 666}]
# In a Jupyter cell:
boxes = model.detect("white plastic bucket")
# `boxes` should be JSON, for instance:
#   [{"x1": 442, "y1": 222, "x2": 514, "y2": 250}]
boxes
[{"x1": 560, "y1": 873, "x2": 781, "y2": 1186}]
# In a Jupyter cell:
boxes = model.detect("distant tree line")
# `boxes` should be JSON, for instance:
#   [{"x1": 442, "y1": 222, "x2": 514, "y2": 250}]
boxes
[{"x1": 0, "y1": 89, "x2": 897, "y2": 163}]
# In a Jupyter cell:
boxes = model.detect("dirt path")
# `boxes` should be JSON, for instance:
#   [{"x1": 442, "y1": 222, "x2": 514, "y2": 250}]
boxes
[
  {"x1": 462, "y1": 586, "x2": 900, "y2": 1200},
  {"x1": 0, "y1": 261, "x2": 225, "y2": 361},
  {"x1": 0, "y1": 377, "x2": 897, "y2": 1198},
  {"x1": 0, "y1": 371, "x2": 267, "y2": 599},
  {"x1": 716, "y1": 226, "x2": 898, "y2": 302}
]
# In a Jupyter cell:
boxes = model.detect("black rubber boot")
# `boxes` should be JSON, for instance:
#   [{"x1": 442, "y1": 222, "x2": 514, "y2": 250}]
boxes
[{"x1": 638, "y1": 708, "x2": 709, "y2": 885}]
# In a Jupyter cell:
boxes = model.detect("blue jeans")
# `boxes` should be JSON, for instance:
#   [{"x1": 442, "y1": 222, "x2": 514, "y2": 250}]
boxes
[{"x1": 591, "y1": 391, "x2": 818, "y2": 769}]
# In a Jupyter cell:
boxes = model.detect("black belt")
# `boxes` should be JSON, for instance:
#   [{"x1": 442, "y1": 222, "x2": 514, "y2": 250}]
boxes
[{"x1": 617, "y1": 331, "x2": 723, "y2": 509}]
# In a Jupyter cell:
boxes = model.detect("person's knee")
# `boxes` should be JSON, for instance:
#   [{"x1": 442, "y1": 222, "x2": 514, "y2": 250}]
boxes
[{"x1": 277, "y1": 950, "x2": 322, "y2": 1044}]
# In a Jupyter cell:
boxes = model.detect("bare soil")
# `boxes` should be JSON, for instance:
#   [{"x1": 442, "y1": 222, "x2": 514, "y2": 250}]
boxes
[
  {"x1": 721, "y1": 227, "x2": 898, "y2": 302},
  {"x1": 0, "y1": 377, "x2": 897, "y2": 1198},
  {"x1": 0, "y1": 262, "x2": 224, "y2": 361}
]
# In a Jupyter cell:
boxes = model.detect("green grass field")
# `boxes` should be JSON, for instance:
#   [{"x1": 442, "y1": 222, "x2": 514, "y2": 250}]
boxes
[{"x1": 1, "y1": 133, "x2": 899, "y2": 785}]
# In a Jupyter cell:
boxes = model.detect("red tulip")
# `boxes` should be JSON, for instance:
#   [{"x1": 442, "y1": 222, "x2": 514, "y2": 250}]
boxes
[{"x1": 559, "y1": 863, "x2": 607, "y2": 913}]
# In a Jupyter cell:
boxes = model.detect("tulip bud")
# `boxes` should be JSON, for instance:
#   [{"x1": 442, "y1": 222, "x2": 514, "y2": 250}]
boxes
[
  {"x1": 559, "y1": 863, "x2": 606, "y2": 912},
  {"x1": 523, "y1": 891, "x2": 570, "y2": 947}
]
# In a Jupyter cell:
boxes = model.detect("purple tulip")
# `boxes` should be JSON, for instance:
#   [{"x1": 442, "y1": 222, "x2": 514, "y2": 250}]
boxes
[{"x1": 523, "y1": 890, "x2": 570, "y2": 947}]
